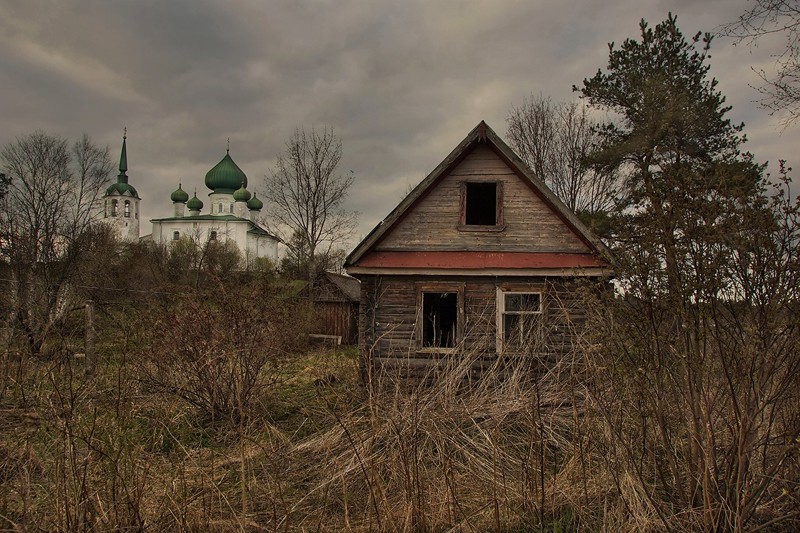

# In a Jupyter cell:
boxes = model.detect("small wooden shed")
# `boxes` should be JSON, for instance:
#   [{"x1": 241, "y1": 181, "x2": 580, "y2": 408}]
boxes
[
  {"x1": 344, "y1": 121, "x2": 614, "y2": 381},
  {"x1": 299, "y1": 271, "x2": 361, "y2": 345}
]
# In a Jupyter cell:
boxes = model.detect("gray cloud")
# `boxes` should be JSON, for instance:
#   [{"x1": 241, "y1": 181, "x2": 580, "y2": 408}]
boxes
[{"x1": 0, "y1": 0, "x2": 795, "y2": 252}]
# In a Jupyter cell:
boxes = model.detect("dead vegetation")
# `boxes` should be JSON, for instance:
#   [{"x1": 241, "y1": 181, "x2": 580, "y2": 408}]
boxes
[{"x1": 0, "y1": 281, "x2": 798, "y2": 532}]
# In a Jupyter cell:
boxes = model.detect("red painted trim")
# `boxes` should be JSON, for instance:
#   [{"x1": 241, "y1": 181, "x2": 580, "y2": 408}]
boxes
[{"x1": 356, "y1": 251, "x2": 608, "y2": 269}]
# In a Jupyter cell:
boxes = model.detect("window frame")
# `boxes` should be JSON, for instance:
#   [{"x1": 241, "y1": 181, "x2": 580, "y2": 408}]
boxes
[
  {"x1": 496, "y1": 286, "x2": 543, "y2": 354},
  {"x1": 459, "y1": 180, "x2": 505, "y2": 231},
  {"x1": 415, "y1": 282, "x2": 465, "y2": 352},
  {"x1": 172, "y1": 230, "x2": 180, "y2": 241},
  {"x1": 124, "y1": 200, "x2": 131, "y2": 218},
  {"x1": 209, "y1": 230, "x2": 217, "y2": 241}
]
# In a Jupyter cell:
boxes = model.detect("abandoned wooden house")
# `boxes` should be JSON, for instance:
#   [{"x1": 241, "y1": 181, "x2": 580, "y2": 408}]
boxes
[
  {"x1": 344, "y1": 121, "x2": 614, "y2": 380},
  {"x1": 298, "y1": 271, "x2": 360, "y2": 345}
]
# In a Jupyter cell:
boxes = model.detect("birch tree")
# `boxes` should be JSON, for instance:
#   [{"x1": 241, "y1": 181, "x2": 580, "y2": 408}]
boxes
[
  {"x1": 264, "y1": 127, "x2": 357, "y2": 280},
  {"x1": 0, "y1": 132, "x2": 112, "y2": 357}
]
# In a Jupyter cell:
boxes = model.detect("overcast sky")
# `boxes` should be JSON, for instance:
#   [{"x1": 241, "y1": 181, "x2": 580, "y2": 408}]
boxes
[{"x1": 1, "y1": 0, "x2": 795, "y2": 251}]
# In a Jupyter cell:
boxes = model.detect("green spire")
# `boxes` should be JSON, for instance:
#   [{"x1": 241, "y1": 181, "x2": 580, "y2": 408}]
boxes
[{"x1": 117, "y1": 128, "x2": 128, "y2": 184}]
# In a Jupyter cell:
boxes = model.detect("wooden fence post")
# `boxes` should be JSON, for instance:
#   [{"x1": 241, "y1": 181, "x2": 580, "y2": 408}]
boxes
[{"x1": 85, "y1": 300, "x2": 95, "y2": 376}]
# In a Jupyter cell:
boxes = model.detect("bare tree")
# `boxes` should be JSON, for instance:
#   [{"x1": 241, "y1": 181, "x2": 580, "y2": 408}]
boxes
[
  {"x1": 264, "y1": 126, "x2": 357, "y2": 280},
  {"x1": 720, "y1": 0, "x2": 800, "y2": 126},
  {"x1": 0, "y1": 132, "x2": 113, "y2": 357},
  {"x1": 506, "y1": 95, "x2": 619, "y2": 222}
]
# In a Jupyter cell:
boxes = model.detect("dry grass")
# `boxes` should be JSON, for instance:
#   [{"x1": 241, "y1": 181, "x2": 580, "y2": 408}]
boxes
[{"x1": 0, "y1": 327, "x2": 797, "y2": 532}]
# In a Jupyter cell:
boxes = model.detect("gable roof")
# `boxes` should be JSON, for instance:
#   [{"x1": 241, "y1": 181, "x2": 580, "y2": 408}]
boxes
[{"x1": 345, "y1": 121, "x2": 614, "y2": 269}]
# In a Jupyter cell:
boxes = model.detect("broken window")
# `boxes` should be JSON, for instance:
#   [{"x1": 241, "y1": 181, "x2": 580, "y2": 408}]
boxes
[
  {"x1": 421, "y1": 292, "x2": 458, "y2": 348},
  {"x1": 499, "y1": 291, "x2": 542, "y2": 352},
  {"x1": 463, "y1": 182, "x2": 501, "y2": 226}
]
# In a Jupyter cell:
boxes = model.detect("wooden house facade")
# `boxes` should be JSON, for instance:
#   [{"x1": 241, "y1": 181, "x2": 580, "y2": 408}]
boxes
[{"x1": 344, "y1": 121, "x2": 613, "y2": 380}]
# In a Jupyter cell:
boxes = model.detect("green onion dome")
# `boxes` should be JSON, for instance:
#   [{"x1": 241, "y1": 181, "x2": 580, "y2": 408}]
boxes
[
  {"x1": 170, "y1": 183, "x2": 189, "y2": 203},
  {"x1": 204, "y1": 150, "x2": 247, "y2": 194},
  {"x1": 247, "y1": 192, "x2": 263, "y2": 211},
  {"x1": 187, "y1": 193, "x2": 204, "y2": 211},
  {"x1": 233, "y1": 183, "x2": 252, "y2": 202}
]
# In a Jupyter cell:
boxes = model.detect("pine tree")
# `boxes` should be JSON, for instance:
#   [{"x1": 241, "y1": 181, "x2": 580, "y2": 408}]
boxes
[{"x1": 579, "y1": 13, "x2": 765, "y2": 299}]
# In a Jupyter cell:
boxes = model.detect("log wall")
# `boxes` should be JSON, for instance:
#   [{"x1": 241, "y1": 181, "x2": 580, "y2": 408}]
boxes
[{"x1": 357, "y1": 274, "x2": 597, "y2": 383}]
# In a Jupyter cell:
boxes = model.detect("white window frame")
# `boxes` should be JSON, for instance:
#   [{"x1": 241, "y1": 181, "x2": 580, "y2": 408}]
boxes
[{"x1": 496, "y1": 287, "x2": 543, "y2": 354}]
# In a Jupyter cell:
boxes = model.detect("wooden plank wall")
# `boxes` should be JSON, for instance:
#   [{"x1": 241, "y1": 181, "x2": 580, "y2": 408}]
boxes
[
  {"x1": 357, "y1": 274, "x2": 595, "y2": 384},
  {"x1": 313, "y1": 301, "x2": 358, "y2": 345},
  {"x1": 375, "y1": 145, "x2": 589, "y2": 253}
]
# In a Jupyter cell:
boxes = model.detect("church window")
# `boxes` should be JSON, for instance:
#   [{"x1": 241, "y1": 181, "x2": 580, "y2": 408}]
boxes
[
  {"x1": 229, "y1": 204, "x2": 234, "y2": 213},
  {"x1": 124, "y1": 201, "x2": 131, "y2": 218},
  {"x1": 111, "y1": 200, "x2": 118, "y2": 216},
  {"x1": 209, "y1": 231, "x2": 217, "y2": 240},
  {"x1": 172, "y1": 231, "x2": 180, "y2": 241},
  {"x1": 219, "y1": 203, "x2": 223, "y2": 213}
]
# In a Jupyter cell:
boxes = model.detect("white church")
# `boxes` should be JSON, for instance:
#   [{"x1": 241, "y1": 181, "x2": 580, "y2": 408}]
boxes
[{"x1": 100, "y1": 132, "x2": 280, "y2": 264}]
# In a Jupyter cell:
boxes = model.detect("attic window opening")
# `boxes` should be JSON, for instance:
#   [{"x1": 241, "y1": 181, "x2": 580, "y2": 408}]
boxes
[
  {"x1": 464, "y1": 182, "x2": 500, "y2": 226},
  {"x1": 422, "y1": 292, "x2": 458, "y2": 348}
]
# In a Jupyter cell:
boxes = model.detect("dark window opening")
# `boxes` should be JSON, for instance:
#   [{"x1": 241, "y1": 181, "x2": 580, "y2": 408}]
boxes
[
  {"x1": 124, "y1": 201, "x2": 131, "y2": 218},
  {"x1": 172, "y1": 231, "x2": 180, "y2": 241},
  {"x1": 422, "y1": 292, "x2": 458, "y2": 348},
  {"x1": 209, "y1": 230, "x2": 217, "y2": 240},
  {"x1": 465, "y1": 182, "x2": 497, "y2": 225},
  {"x1": 111, "y1": 199, "x2": 118, "y2": 217}
]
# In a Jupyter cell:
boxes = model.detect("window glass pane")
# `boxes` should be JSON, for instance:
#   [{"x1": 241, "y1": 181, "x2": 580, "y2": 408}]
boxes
[
  {"x1": 505, "y1": 293, "x2": 540, "y2": 312},
  {"x1": 503, "y1": 314, "x2": 520, "y2": 343},
  {"x1": 422, "y1": 292, "x2": 458, "y2": 348}
]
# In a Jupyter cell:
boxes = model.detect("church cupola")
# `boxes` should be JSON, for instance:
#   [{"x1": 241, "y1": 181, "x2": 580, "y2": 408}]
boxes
[
  {"x1": 204, "y1": 148, "x2": 248, "y2": 194},
  {"x1": 247, "y1": 192, "x2": 263, "y2": 212},
  {"x1": 187, "y1": 192, "x2": 204, "y2": 215},
  {"x1": 171, "y1": 183, "x2": 189, "y2": 217}
]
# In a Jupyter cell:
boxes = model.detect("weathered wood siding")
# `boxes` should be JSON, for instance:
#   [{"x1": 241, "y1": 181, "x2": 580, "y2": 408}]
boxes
[
  {"x1": 375, "y1": 145, "x2": 590, "y2": 253},
  {"x1": 357, "y1": 274, "x2": 594, "y2": 381},
  {"x1": 312, "y1": 301, "x2": 358, "y2": 345}
]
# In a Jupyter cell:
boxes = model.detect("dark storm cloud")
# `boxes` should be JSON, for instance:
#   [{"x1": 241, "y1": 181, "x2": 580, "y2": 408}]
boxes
[{"x1": 0, "y1": 0, "x2": 795, "y2": 250}]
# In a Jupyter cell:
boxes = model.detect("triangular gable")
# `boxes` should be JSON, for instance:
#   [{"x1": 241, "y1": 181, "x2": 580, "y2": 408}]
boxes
[{"x1": 345, "y1": 121, "x2": 614, "y2": 270}]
